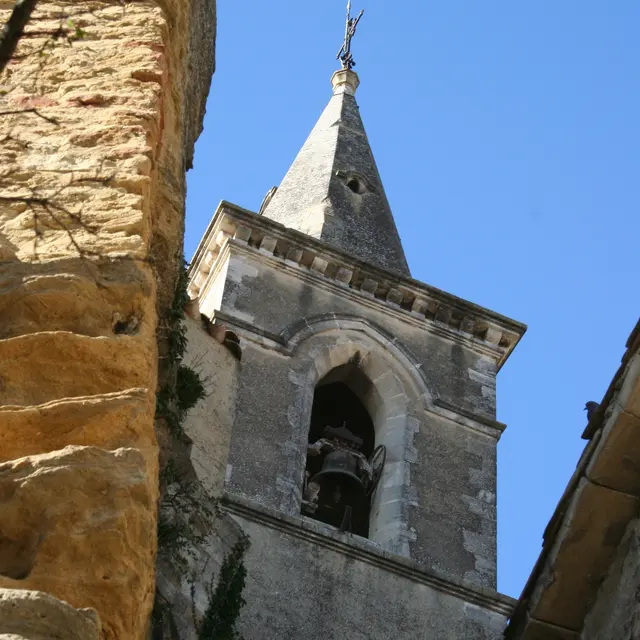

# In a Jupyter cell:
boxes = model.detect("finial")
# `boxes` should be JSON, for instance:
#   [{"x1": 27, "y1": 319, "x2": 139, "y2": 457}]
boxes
[{"x1": 336, "y1": 1, "x2": 364, "y2": 70}]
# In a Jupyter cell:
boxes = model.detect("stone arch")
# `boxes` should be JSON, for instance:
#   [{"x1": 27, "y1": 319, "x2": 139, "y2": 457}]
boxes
[{"x1": 283, "y1": 314, "x2": 432, "y2": 557}]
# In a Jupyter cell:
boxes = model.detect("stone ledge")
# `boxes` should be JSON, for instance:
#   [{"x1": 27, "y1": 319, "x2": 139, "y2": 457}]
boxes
[
  {"x1": 434, "y1": 398, "x2": 507, "y2": 434},
  {"x1": 188, "y1": 201, "x2": 527, "y2": 370},
  {"x1": 222, "y1": 493, "x2": 516, "y2": 617}
]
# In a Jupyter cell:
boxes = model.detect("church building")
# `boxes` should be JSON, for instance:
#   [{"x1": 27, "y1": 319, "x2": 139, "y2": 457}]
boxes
[{"x1": 184, "y1": 33, "x2": 526, "y2": 638}]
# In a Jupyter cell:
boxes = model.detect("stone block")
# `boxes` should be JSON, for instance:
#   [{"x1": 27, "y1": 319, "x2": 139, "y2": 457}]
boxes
[
  {"x1": 617, "y1": 352, "x2": 640, "y2": 419},
  {"x1": 215, "y1": 230, "x2": 232, "y2": 247},
  {"x1": 0, "y1": 446, "x2": 155, "y2": 639},
  {"x1": 285, "y1": 247, "x2": 303, "y2": 265},
  {"x1": 0, "y1": 389, "x2": 156, "y2": 468},
  {"x1": 234, "y1": 225, "x2": 252, "y2": 244},
  {"x1": 509, "y1": 614, "x2": 580, "y2": 640},
  {"x1": 460, "y1": 317, "x2": 476, "y2": 335},
  {"x1": 310, "y1": 256, "x2": 329, "y2": 274},
  {"x1": 484, "y1": 327, "x2": 503, "y2": 345},
  {"x1": 435, "y1": 306, "x2": 452, "y2": 325},
  {"x1": 387, "y1": 288, "x2": 404, "y2": 306},
  {"x1": 411, "y1": 298, "x2": 428, "y2": 317},
  {"x1": 259, "y1": 235, "x2": 278, "y2": 255},
  {"x1": 194, "y1": 270, "x2": 207, "y2": 288},
  {"x1": 0, "y1": 332, "x2": 153, "y2": 407},
  {"x1": 360, "y1": 278, "x2": 378, "y2": 296},
  {"x1": 425, "y1": 300, "x2": 439, "y2": 318},
  {"x1": 527, "y1": 479, "x2": 639, "y2": 631},
  {"x1": 0, "y1": 589, "x2": 100, "y2": 639},
  {"x1": 335, "y1": 266, "x2": 353, "y2": 284},
  {"x1": 587, "y1": 410, "x2": 640, "y2": 496}
]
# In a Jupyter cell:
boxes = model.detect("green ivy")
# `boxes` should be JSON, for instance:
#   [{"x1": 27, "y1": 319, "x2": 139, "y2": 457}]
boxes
[
  {"x1": 198, "y1": 538, "x2": 250, "y2": 640},
  {"x1": 157, "y1": 460, "x2": 219, "y2": 572},
  {"x1": 156, "y1": 260, "x2": 209, "y2": 567},
  {"x1": 177, "y1": 364, "x2": 206, "y2": 414},
  {"x1": 155, "y1": 261, "x2": 204, "y2": 439}
]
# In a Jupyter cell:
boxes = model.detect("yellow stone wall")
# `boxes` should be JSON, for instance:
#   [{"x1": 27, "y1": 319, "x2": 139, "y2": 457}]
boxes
[{"x1": 0, "y1": 1, "x2": 215, "y2": 637}]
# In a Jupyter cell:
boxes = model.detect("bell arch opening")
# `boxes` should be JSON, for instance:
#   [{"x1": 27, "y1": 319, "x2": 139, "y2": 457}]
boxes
[{"x1": 302, "y1": 363, "x2": 384, "y2": 539}]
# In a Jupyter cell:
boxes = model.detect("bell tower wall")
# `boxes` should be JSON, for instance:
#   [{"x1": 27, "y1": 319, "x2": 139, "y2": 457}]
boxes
[{"x1": 187, "y1": 204, "x2": 526, "y2": 595}]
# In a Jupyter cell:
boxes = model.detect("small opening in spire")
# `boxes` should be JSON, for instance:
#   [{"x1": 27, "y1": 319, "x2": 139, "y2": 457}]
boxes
[{"x1": 346, "y1": 177, "x2": 366, "y2": 195}]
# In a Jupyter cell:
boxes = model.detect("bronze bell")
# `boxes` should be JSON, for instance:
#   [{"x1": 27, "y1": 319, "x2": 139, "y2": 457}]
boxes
[
  {"x1": 308, "y1": 450, "x2": 366, "y2": 530},
  {"x1": 310, "y1": 450, "x2": 364, "y2": 490}
]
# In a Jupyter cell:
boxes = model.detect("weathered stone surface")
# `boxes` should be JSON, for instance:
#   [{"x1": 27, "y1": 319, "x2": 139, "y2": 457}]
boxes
[
  {"x1": 0, "y1": 332, "x2": 154, "y2": 407},
  {"x1": 0, "y1": 447, "x2": 154, "y2": 639},
  {"x1": 261, "y1": 70, "x2": 410, "y2": 275},
  {"x1": 181, "y1": 316, "x2": 238, "y2": 495},
  {"x1": 0, "y1": 260, "x2": 155, "y2": 340},
  {"x1": 524, "y1": 479, "x2": 639, "y2": 631},
  {"x1": 231, "y1": 505, "x2": 512, "y2": 640},
  {"x1": 0, "y1": 589, "x2": 100, "y2": 639},
  {"x1": 0, "y1": 389, "x2": 155, "y2": 465},
  {"x1": 0, "y1": 0, "x2": 216, "y2": 635}
]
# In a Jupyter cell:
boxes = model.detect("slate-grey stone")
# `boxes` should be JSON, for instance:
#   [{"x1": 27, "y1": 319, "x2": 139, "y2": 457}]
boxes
[{"x1": 262, "y1": 70, "x2": 410, "y2": 276}]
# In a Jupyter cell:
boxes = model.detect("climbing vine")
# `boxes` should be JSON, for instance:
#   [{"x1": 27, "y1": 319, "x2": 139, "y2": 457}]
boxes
[
  {"x1": 155, "y1": 259, "x2": 211, "y2": 570},
  {"x1": 197, "y1": 537, "x2": 250, "y2": 640},
  {"x1": 155, "y1": 261, "x2": 198, "y2": 439},
  {"x1": 157, "y1": 459, "x2": 219, "y2": 572}
]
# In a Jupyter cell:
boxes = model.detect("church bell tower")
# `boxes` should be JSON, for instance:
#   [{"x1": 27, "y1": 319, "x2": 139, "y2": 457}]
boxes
[{"x1": 186, "y1": 9, "x2": 526, "y2": 638}]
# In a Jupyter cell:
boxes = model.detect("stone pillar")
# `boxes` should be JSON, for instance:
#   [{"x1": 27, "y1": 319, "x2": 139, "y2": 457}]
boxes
[{"x1": 0, "y1": 1, "x2": 215, "y2": 637}]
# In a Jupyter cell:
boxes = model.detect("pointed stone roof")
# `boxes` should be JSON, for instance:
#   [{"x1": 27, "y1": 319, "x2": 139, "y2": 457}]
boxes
[{"x1": 261, "y1": 70, "x2": 410, "y2": 276}]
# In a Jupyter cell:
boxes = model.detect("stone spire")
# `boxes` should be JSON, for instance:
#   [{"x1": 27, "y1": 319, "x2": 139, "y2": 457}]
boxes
[{"x1": 261, "y1": 70, "x2": 410, "y2": 275}]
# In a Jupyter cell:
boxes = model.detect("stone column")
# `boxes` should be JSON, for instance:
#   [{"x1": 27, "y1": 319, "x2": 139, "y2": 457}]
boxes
[{"x1": 0, "y1": 1, "x2": 215, "y2": 637}]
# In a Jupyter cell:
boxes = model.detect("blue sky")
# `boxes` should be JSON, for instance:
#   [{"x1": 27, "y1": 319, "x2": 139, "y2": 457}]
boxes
[{"x1": 185, "y1": 2, "x2": 640, "y2": 597}]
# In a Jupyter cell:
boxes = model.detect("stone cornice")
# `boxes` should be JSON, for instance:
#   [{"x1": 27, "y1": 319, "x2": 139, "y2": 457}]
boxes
[
  {"x1": 223, "y1": 493, "x2": 516, "y2": 617},
  {"x1": 189, "y1": 201, "x2": 527, "y2": 369},
  {"x1": 217, "y1": 240, "x2": 508, "y2": 364}
]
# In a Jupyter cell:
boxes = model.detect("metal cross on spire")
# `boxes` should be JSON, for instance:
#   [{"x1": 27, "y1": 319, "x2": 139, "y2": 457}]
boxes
[{"x1": 336, "y1": 1, "x2": 364, "y2": 70}]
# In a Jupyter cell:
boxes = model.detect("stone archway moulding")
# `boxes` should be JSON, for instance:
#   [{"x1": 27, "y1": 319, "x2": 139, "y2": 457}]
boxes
[
  {"x1": 279, "y1": 313, "x2": 433, "y2": 558},
  {"x1": 282, "y1": 313, "x2": 434, "y2": 407}
]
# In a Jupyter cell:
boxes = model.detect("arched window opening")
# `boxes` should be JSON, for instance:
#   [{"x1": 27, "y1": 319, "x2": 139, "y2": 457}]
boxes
[{"x1": 302, "y1": 364, "x2": 385, "y2": 538}]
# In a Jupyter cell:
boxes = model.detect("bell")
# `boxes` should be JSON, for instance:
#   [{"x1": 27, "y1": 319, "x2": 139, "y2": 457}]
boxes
[{"x1": 308, "y1": 450, "x2": 366, "y2": 531}]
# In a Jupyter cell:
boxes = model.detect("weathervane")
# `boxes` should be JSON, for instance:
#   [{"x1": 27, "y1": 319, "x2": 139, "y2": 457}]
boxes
[{"x1": 336, "y1": 1, "x2": 364, "y2": 70}]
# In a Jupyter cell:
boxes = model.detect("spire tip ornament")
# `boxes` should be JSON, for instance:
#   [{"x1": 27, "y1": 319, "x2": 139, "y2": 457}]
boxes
[{"x1": 336, "y1": 1, "x2": 364, "y2": 70}]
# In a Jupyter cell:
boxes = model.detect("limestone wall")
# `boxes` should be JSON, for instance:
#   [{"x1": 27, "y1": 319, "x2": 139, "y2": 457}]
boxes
[
  {"x1": 181, "y1": 315, "x2": 238, "y2": 496},
  {"x1": 232, "y1": 509, "x2": 512, "y2": 640},
  {"x1": 0, "y1": 1, "x2": 215, "y2": 637}
]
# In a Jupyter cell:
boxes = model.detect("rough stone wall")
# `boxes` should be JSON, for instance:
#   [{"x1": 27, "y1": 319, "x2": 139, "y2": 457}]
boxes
[
  {"x1": 233, "y1": 513, "x2": 510, "y2": 640},
  {"x1": 207, "y1": 249, "x2": 502, "y2": 588},
  {"x1": 581, "y1": 517, "x2": 640, "y2": 640},
  {"x1": 181, "y1": 315, "x2": 237, "y2": 496},
  {"x1": 0, "y1": 1, "x2": 215, "y2": 637}
]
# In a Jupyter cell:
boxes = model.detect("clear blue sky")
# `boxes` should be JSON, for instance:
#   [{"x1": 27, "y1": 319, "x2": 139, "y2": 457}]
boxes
[{"x1": 185, "y1": 2, "x2": 640, "y2": 598}]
